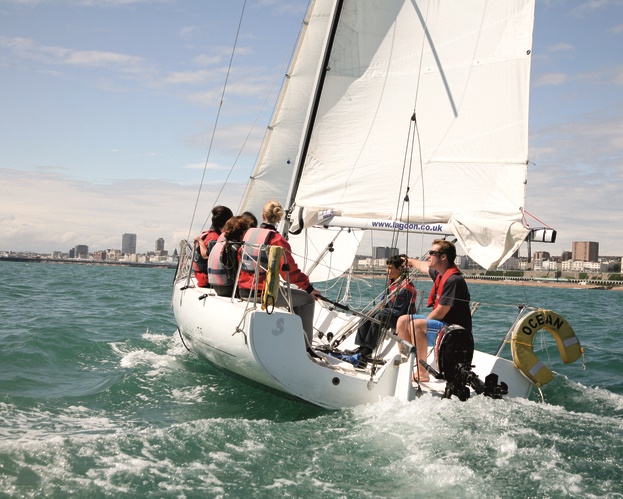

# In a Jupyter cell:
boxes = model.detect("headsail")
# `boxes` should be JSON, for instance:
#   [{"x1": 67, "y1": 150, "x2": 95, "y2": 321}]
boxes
[{"x1": 239, "y1": 0, "x2": 338, "y2": 219}]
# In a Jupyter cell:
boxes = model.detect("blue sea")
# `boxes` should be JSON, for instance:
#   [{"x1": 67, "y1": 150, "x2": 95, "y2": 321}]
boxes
[{"x1": 1, "y1": 261, "x2": 622, "y2": 498}]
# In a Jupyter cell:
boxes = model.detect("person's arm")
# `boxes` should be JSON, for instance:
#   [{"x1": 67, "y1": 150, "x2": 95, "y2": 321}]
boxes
[
  {"x1": 277, "y1": 237, "x2": 316, "y2": 294},
  {"x1": 407, "y1": 257, "x2": 429, "y2": 274},
  {"x1": 194, "y1": 236, "x2": 209, "y2": 259},
  {"x1": 427, "y1": 303, "x2": 450, "y2": 321}
]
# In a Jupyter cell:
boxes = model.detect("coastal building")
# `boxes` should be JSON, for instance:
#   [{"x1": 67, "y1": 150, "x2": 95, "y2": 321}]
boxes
[
  {"x1": 107, "y1": 249, "x2": 121, "y2": 261},
  {"x1": 74, "y1": 245, "x2": 89, "y2": 259},
  {"x1": 561, "y1": 259, "x2": 607, "y2": 273},
  {"x1": 457, "y1": 254, "x2": 482, "y2": 270},
  {"x1": 533, "y1": 259, "x2": 560, "y2": 271},
  {"x1": 122, "y1": 233, "x2": 137, "y2": 255},
  {"x1": 497, "y1": 255, "x2": 521, "y2": 271},
  {"x1": 155, "y1": 238, "x2": 168, "y2": 256},
  {"x1": 155, "y1": 238, "x2": 165, "y2": 252},
  {"x1": 92, "y1": 250, "x2": 106, "y2": 261},
  {"x1": 534, "y1": 251, "x2": 550, "y2": 260},
  {"x1": 374, "y1": 246, "x2": 399, "y2": 258},
  {"x1": 572, "y1": 241, "x2": 598, "y2": 262}
]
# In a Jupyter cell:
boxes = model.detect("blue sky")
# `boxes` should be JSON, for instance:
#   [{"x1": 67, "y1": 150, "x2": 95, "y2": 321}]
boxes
[{"x1": 1, "y1": 0, "x2": 622, "y2": 257}]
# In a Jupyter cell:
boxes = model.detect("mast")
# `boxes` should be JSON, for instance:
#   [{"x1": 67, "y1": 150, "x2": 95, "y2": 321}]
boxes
[{"x1": 282, "y1": 0, "x2": 345, "y2": 237}]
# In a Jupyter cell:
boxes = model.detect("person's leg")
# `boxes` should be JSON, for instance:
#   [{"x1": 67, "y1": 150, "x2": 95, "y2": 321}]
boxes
[
  {"x1": 417, "y1": 319, "x2": 447, "y2": 381},
  {"x1": 411, "y1": 318, "x2": 431, "y2": 382},
  {"x1": 361, "y1": 322, "x2": 381, "y2": 353},
  {"x1": 354, "y1": 321, "x2": 371, "y2": 348},
  {"x1": 275, "y1": 288, "x2": 315, "y2": 344},
  {"x1": 396, "y1": 314, "x2": 430, "y2": 380},
  {"x1": 396, "y1": 314, "x2": 424, "y2": 342}
]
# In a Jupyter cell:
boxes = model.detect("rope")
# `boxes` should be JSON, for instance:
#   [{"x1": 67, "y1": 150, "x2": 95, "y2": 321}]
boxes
[
  {"x1": 522, "y1": 209, "x2": 553, "y2": 229},
  {"x1": 177, "y1": 329, "x2": 191, "y2": 352},
  {"x1": 185, "y1": 1, "x2": 248, "y2": 240}
]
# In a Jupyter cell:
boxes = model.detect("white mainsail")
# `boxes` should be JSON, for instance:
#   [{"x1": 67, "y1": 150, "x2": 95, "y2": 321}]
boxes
[{"x1": 243, "y1": 0, "x2": 535, "y2": 271}]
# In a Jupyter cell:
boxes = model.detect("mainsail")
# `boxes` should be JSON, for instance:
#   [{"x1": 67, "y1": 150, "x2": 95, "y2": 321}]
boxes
[{"x1": 242, "y1": 0, "x2": 536, "y2": 271}]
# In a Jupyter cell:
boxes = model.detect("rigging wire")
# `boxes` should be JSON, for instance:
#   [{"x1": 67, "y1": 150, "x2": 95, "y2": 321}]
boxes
[
  {"x1": 233, "y1": 16, "x2": 304, "y2": 217},
  {"x1": 194, "y1": 6, "x2": 304, "y2": 231},
  {"x1": 408, "y1": 0, "x2": 432, "y2": 263},
  {"x1": 387, "y1": 0, "x2": 431, "y2": 292},
  {"x1": 522, "y1": 209, "x2": 554, "y2": 229},
  {"x1": 185, "y1": 0, "x2": 248, "y2": 241}
]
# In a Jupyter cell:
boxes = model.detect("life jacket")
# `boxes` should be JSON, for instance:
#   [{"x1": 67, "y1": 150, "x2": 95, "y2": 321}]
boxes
[
  {"x1": 389, "y1": 278, "x2": 417, "y2": 306},
  {"x1": 427, "y1": 266, "x2": 461, "y2": 309},
  {"x1": 238, "y1": 227, "x2": 275, "y2": 291},
  {"x1": 193, "y1": 228, "x2": 219, "y2": 274},
  {"x1": 207, "y1": 235, "x2": 230, "y2": 287}
]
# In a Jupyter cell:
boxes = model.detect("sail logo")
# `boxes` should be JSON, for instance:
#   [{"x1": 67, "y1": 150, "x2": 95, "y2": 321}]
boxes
[
  {"x1": 371, "y1": 221, "x2": 443, "y2": 232},
  {"x1": 271, "y1": 318, "x2": 285, "y2": 337}
]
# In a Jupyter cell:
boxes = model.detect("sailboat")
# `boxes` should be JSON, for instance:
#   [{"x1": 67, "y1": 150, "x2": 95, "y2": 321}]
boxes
[{"x1": 172, "y1": 0, "x2": 582, "y2": 409}]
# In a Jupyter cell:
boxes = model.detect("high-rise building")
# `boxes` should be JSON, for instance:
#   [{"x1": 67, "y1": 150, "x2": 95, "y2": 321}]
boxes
[
  {"x1": 155, "y1": 238, "x2": 165, "y2": 252},
  {"x1": 122, "y1": 233, "x2": 137, "y2": 255},
  {"x1": 374, "y1": 246, "x2": 399, "y2": 259},
  {"x1": 572, "y1": 241, "x2": 598, "y2": 262},
  {"x1": 74, "y1": 245, "x2": 89, "y2": 259}
]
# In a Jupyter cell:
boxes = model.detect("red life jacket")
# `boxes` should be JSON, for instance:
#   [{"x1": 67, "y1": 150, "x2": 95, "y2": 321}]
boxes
[
  {"x1": 238, "y1": 228, "x2": 275, "y2": 291},
  {"x1": 389, "y1": 279, "x2": 417, "y2": 305},
  {"x1": 427, "y1": 266, "x2": 461, "y2": 309}
]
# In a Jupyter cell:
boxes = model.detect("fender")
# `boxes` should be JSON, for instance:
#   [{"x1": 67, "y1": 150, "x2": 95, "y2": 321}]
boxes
[
  {"x1": 262, "y1": 245, "x2": 283, "y2": 311},
  {"x1": 510, "y1": 309, "x2": 583, "y2": 386}
]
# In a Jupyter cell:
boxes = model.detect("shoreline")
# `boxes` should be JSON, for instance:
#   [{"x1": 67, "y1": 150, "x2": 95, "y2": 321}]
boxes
[
  {"x1": 463, "y1": 277, "x2": 621, "y2": 290},
  {"x1": 3, "y1": 257, "x2": 620, "y2": 290},
  {"x1": 352, "y1": 273, "x2": 622, "y2": 290}
]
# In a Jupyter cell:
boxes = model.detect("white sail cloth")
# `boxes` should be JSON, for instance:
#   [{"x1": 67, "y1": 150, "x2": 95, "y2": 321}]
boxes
[
  {"x1": 242, "y1": 0, "x2": 536, "y2": 272},
  {"x1": 449, "y1": 213, "x2": 530, "y2": 269}
]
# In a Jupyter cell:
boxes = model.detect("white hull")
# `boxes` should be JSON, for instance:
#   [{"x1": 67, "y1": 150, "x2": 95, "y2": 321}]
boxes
[{"x1": 173, "y1": 278, "x2": 533, "y2": 409}]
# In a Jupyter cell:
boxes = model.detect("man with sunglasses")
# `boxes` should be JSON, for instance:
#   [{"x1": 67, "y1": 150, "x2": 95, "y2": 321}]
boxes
[{"x1": 396, "y1": 239, "x2": 471, "y2": 382}]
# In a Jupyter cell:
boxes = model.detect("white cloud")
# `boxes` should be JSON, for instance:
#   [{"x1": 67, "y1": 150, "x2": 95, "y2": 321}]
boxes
[
  {"x1": 533, "y1": 72, "x2": 568, "y2": 87},
  {"x1": 547, "y1": 42, "x2": 575, "y2": 52},
  {"x1": 0, "y1": 36, "x2": 148, "y2": 72},
  {"x1": 163, "y1": 69, "x2": 214, "y2": 85},
  {"x1": 183, "y1": 161, "x2": 227, "y2": 171},
  {"x1": 611, "y1": 22, "x2": 623, "y2": 33},
  {"x1": 613, "y1": 65, "x2": 623, "y2": 85},
  {"x1": 571, "y1": 0, "x2": 623, "y2": 14},
  {"x1": 0, "y1": 169, "x2": 246, "y2": 253},
  {"x1": 528, "y1": 114, "x2": 623, "y2": 254}
]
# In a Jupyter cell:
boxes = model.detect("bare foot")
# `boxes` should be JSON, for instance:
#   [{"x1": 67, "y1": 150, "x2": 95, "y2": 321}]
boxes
[{"x1": 413, "y1": 372, "x2": 430, "y2": 383}]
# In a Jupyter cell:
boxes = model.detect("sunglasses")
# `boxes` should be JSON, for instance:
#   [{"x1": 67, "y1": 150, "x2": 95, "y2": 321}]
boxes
[{"x1": 428, "y1": 250, "x2": 443, "y2": 256}]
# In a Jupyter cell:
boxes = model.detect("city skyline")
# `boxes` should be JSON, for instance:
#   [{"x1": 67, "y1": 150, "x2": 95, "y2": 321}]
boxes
[{"x1": 4, "y1": 236, "x2": 620, "y2": 263}]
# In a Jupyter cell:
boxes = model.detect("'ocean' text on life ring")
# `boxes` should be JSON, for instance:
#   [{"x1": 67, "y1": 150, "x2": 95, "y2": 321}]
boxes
[{"x1": 510, "y1": 309, "x2": 582, "y2": 386}]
